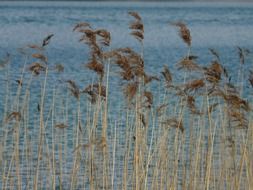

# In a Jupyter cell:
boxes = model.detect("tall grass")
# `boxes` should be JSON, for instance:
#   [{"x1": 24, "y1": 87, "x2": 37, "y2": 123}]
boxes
[{"x1": 0, "y1": 12, "x2": 253, "y2": 190}]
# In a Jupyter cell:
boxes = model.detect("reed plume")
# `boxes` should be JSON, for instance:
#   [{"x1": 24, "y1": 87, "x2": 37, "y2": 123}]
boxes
[
  {"x1": 156, "y1": 103, "x2": 169, "y2": 116},
  {"x1": 161, "y1": 65, "x2": 172, "y2": 85},
  {"x1": 86, "y1": 56, "x2": 104, "y2": 80},
  {"x1": 177, "y1": 55, "x2": 200, "y2": 71},
  {"x1": 95, "y1": 29, "x2": 111, "y2": 46},
  {"x1": 55, "y1": 64, "x2": 64, "y2": 72},
  {"x1": 203, "y1": 61, "x2": 224, "y2": 84},
  {"x1": 249, "y1": 70, "x2": 253, "y2": 87},
  {"x1": 66, "y1": 80, "x2": 80, "y2": 99},
  {"x1": 73, "y1": 22, "x2": 91, "y2": 32},
  {"x1": 123, "y1": 81, "x2": 138, "y2": 103},
  {"x1": 184, "y1": 79, "x2": 205, "y2": 93},
  {"x1": 82, "y1": 84, "x2": 106, "y2": 104},
  {"x1": 0, "y1": 53, "x2": 10, "y2": 70},
  {"x1": 54, "y1": 123, "x2": 68, "y2": 129},
  {"x1": 228, "y1": 110, "x2": 248, "y2": 128},
  {"x1": 42, "y1": 34, "x2": 54, "y2": 47},
  {"x1": 32, "y1": 53, "x2": 48, "y2": 63},
  {"x1": 27, "y1": 44, "x2": 44, "y2": 51},
  {"x1": 208, "y1": 103, "x2": 219, "y2": 113},
  {"x1": 171, "y1": 21, "x2": 191, "y2": 47},
  {"x1": 128, "y1": 11, "x2": 142, "y2": 21},
  {"x1": 129, "y1": 11, "x2": 144, "y2": 42},
  {"x1": 209, "y1": 48, "x2": 220, "y2": 61},
  {"x1": 5, "y1": 112, "x2": 21, "y2": 123},
  {"x1": 237, "y1": 47, "x2": 250, "y2": 65},
  {"x1": 185, "y1": 95, "x2": 202, "y2": 115},
  {"x1": 15, "y1": 79, "x2": 23, "y2": 86},
  {"x1": 143, "y1": 91, "x2": 153, "y2": 108},
  {"x1": 223, "y1": 94, "x2": 250, "y2": 112},
  {"x1": 162, "y1": 117, "x2": 184, "y2": 133},
  {"x1": 143, "y1": 74, "x2": 160, "y2": 84},
  {"x1": 28, "y1": 62, "x2": 46, "y2": 75}
]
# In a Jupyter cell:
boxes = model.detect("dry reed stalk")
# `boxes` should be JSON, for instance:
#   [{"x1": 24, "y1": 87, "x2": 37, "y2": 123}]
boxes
[
  {"x1": 111, "y1": 121, "x2": 117, "y2": 190},
  {"x1": 1, "y1": 11, "x2": 252, "y2": 190},
  {"x1": 34, "y1": 67, "x2": 48, "y2": 190},
  {"x1": 50, "y1": 89, "x2": 56, "y2": 190},
  {"x1": 70, "y1": 100, "x2": 82, "y2": 189},
  {"x1": 204, "y1": 118, "x2": 218, "y2": 190}
]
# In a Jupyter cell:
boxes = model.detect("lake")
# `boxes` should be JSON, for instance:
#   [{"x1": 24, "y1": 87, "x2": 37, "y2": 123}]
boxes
[{"x1": 0, "y1": 1, "x2": 253, "y2": 189}]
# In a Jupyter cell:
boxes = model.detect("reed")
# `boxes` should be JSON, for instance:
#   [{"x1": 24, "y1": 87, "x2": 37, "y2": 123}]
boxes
[{"x1": 0, "y1": 11, "x2": 252, "y2": 190}]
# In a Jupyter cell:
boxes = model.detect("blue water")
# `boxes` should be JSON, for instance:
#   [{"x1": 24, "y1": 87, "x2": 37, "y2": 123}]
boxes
[
  {"x1": 0, "y1": 1, "x2": 253, "y2": 74},
  {"x1": 0, "y1": 1, "x2": 252, "y2": 116},
  {"x1": 0, "y1": 2, "x2": 253, "y2": 189},
  {"x1": 0, "y1": 2, "x2": 253, "y2": 80}
]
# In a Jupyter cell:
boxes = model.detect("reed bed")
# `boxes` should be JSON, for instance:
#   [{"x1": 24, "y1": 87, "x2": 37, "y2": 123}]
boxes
[{"x1": 0, "y1": 12, "x2": 253, "y2": 190}]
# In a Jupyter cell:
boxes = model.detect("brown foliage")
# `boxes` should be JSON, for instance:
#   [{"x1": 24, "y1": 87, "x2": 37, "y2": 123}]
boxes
[
  {"x1": 82, "y1": 84, "x2": 106, "y2": 104},
  {"x1": 184, "y1": 79, "x2": 205, "y2": 93},
  {"x1": 161, "y1": 65, "x2": 172, "y2": 84},
  {"x1": 28, "y1": 62, "x2": 46, "y2": 75},
  {"x1": 86, "y1": 57, "x2": 104, "y2": 80},
  {"x1": 162, "y1": 117, "x2": 184, "y2": 133},
  {"x1": 171, "y1": 21, "x2": 191, "y2": 47},
  {"x1": 123, "y1": 82, "x2": 139, "y2": 103},
  {"x1": 55, "y1": 123, "x2": 68, "y2": 129},
  {"x1": 5, "y1": 112, "x2": 21, "y2": 123},
  {"x1": 204, "y1": 61, "x2": 224, "y2": 84},
  {"x1": 42, "y1": 34, "x2": 54, "y2": 47},
  {"x1": 67, "y1": 80, "x2": 80, "y2": 99},
  {"x1": 249, "y1": 70, "x2": 253, "y2": 88},
  {"x1": 177, "y1": 56, "x2": 200, "y2": 71},
  {"x1": 32, "y1": 53, "x2": 47, "y2": 63}
]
